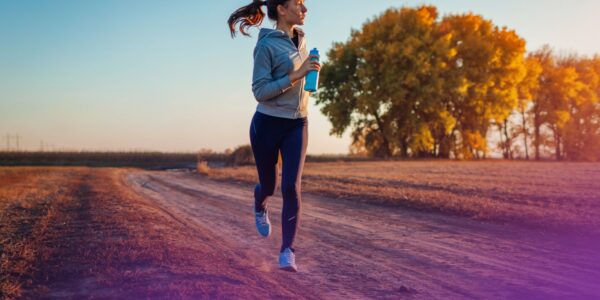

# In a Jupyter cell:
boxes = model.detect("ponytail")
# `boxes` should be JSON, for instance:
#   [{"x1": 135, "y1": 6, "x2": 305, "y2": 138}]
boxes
[
  {"x1": 228, "y1": 0, "x2": 267, "y2": 38},
  {"x1": 228, "y1": 0, "x2": 290, "y2": 38}
]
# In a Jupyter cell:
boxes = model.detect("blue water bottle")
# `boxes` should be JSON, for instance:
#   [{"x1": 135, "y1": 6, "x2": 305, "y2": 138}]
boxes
[{"x1": 304, "y1": 48, "x2": 320, "y2": 92}]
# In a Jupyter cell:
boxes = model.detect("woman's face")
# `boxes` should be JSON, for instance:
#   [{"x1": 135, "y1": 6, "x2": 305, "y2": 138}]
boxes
[{"x1": 278, "y1": 0, "x2": 307, "y2": 26}]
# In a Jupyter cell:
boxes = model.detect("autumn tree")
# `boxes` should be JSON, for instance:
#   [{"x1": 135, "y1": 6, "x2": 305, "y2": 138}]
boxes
[
  {"x1": 317, "y1": 5, "x2": 598, "y2": 161},
  {"x1": 529, "y1": 46, "x2": 586, "y2": 160},
  {"x1": 317, "y1": 6, "x2": 454, "y2": 158},
  {"x1": 439, "y1": 14, "x2": 527, "y2": 159},
  {"x1": 561, "y1": 56, "x2": 600, "y2": 161},
  {"x1": 513, "y1": 55, "x2": 542, "y2": 159}
]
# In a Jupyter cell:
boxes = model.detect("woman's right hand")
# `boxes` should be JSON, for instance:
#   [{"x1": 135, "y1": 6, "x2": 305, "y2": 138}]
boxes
[{"x1": 289, "y1": 55, "x2": 321, "y2": 83}]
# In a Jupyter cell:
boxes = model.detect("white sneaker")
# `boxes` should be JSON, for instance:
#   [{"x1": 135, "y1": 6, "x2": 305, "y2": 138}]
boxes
[
  {"x1": 255, "y1": 208, "x2": 271, "y2": 237},
  {"x1": 278, "y1": 247, "x2": 298, "y2": 272}
]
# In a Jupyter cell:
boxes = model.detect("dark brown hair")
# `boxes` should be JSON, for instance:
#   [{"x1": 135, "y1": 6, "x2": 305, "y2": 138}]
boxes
[{"x1": 228, "y1": 0, "x2": 290, "y2": 38}]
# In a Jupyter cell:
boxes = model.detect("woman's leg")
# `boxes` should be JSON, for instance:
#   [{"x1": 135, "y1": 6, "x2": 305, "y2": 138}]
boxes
[
  {"x1": 249, "y1": 112, "x2": 280, "y2": 213},
  {"x1": 278, "y1": 118, "x2": 308, "y2": 253}
]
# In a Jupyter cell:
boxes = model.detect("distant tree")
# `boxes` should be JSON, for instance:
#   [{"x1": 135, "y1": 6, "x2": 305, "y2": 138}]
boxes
[
  {"x1": 514, "y1": 55, "x2": 543, "y2": 159},
  {"x1": 228, "y1": 144, "x2": 255, "y2": 166},
  {"x1": 530, "y1": 46, "x2": 585, "y2": 160},
  {"x1": 561, "y1": 56, "x2": 600, "y2": 161}
]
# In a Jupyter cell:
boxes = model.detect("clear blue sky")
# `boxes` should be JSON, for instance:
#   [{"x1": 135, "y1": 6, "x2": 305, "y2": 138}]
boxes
[{"x1": 1, "y1": 0, "x2": 599, "y2": 153}]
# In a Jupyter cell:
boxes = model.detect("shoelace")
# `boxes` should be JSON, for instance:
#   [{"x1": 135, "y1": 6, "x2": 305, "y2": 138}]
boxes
[
  {"x1": 256, "y1": 211, "x2": 269, "y2": 226},
  {"x1": 281, "y1": 250, "x2": 295, "y2": 264}
]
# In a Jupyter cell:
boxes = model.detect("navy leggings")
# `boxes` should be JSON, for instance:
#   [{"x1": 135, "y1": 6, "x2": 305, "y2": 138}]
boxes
[{"x1": 249, "y1": 111, "x2": 308, "y2": 253}]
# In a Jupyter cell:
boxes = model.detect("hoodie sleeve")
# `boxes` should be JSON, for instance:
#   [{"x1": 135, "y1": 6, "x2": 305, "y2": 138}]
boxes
[{"x1": 252, "y1": 44, "x2": 293, "y2": 103}]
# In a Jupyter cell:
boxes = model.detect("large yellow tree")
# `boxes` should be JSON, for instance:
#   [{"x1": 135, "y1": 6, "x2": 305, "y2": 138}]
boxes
[
  {"x1": 317, "y1": 6, "x2": 454, "y2": 158},
  {"x1": 439, "y1": 14, "x2": 526, "y2": 159}
]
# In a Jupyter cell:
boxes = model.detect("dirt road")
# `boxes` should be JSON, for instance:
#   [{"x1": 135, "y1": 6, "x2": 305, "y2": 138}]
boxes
[
  {"x1": 126, "y1": 169, "x2": 600, "y2": 299},
  {"x1": 2, "y1": 167, "x2": 599, "y2": 299}
]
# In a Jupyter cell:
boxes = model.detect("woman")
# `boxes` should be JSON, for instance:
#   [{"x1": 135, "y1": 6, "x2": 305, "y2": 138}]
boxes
[{"x1": 228, "y1": 0, "x2": 319, "y2": 272}]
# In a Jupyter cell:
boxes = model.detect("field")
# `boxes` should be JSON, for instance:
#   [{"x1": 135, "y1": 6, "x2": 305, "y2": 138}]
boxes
[
  {"x1": 0, "y1": 151, "x2": 200, "y2": 169},
  {"x1": 1, "y1": 161, "x2": 599, "y2": 299},
  {"x1": 209, "y1": 160, "x2": 600, "y2": 233}
]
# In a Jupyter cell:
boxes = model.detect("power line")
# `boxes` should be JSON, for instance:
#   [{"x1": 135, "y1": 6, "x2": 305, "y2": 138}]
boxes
[{"x1": 3, "y1": 133, "x2": 23, "y2": 151}]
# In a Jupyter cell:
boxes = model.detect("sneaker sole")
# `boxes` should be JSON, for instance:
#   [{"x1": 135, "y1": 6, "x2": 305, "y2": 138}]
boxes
[
  {"x1": 278, "y1": 265, "x2": 298, "y2": 272},
  {"x1": 258, "y1": 230, "x2": 271, "y2": 237}
]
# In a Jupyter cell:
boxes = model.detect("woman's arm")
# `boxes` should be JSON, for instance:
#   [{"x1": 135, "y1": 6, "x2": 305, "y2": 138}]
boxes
[
  {"x1": 252, "y1": 44, "x2": 321, "y2": 102},
  {"x1": 252, "y1": 45, "x2": 294, "y2": 103},
  {"x1": 289, "y1": 54, "x2": 321, "y2": 85}
]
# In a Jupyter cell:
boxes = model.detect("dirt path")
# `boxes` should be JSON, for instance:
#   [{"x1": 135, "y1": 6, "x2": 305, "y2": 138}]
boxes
[{"x1": 126, "y1": 169, "x2": 600, "y2": 299}]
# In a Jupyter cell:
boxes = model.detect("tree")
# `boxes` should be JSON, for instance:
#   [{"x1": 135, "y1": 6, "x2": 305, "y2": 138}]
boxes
[
  {"x1": 439, "y1": 14, "x2": 527, "y2": 159},
  {"x1": 317, "y1": 6, "x2": 456, "y2": 158},
  {"x1": 562, "y1": 56, "x2": 600, "y2": 161},
  {"x1": 317, "y1": 5, "x2": 598, "y2": 161},
  {"x1": 227, "y1": 144, "x2": 255, "y2": 166},
  {"x1": 530, "y1": 46, "x2": 553, "y2": 160},
  {"x1": 514, "y1": 55, "x2": 542, "y2": 159},
  {"x1": 530, "y1": 46, "x2": 585, "y2": 160}
]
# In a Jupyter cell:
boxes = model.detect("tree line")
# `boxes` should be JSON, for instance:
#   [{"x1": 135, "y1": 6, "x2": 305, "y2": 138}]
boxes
[{"x1": 316, "y1": 6, "x2": 600, "y2": 161}]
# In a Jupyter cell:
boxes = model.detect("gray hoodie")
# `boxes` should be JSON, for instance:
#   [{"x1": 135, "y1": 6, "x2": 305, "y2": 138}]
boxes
[{"x1": 252, "y1": 27, "x2": 310, "y2": 119}]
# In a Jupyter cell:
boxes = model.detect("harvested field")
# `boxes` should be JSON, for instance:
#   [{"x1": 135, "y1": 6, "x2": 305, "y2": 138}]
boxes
[
  {"x1": 1, "y1": 163, "x2": 599, "y2": 299},
  {"x1": 209, "y1": 161, "x2": 600, "y2": 233}
]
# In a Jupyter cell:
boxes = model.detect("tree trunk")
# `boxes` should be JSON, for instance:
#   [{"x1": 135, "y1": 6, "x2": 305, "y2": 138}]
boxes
[
  {"x1": 503, "y1": 119, "x2": 512, "y2": 160},
  {"x1": 437, "y1": 133, "x2": 452, "y2": 158},
  {"x1": 400, "y1": 138, "x2": 409, "y2": 158},
  {"x1": 533, "y1": 106, "x2": 541, "y2": 160},
  {"x1": 373, "y1": 113, "x2": 392, "y2": 158},
  {"x1": 520, "y1": 105, "x2": 529, "y2": 160},
  {"x1": 554, "y1": 127, "x2": 562, "y2": 161},
  {"x1": 498, "y1": 122, "x2": 508, "y2": 159},
  {"x1": 380, "y1": 139, "x2": 392, "y2": 158}
]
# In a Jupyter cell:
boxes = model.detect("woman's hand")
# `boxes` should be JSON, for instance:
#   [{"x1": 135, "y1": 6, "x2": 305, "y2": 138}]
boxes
[{"x1": 289, "y1": 55, "x2": 321, "y2": 84}]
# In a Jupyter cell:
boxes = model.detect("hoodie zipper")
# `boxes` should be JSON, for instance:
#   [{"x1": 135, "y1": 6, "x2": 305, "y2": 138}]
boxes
[
  {"x1": 266, "y1": 28, "x2": 306, "y2": 118},
  {"x1": 285, "y1": 31, "x2": 306, "y2": 118}
]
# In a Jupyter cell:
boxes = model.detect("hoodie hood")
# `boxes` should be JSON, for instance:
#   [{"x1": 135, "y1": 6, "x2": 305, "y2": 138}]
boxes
[
  {"x1": 258, "y1": 27, "x2": 305, "y2": 43},
  {"x1": 258, "y1": 28, "x2": 283, "y2": 41}
]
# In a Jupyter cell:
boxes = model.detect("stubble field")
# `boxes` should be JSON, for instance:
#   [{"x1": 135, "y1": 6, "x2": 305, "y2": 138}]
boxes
[
  {"x1": 1, "y1": 161, "x2": 599, "y2": 299},
  {"x1": 209, "y1": 160, "x2": 600, "y2": 232}
]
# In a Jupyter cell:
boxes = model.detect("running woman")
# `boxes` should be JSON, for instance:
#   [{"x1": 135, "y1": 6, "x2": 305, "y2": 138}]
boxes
[{"x1": 228, "y1": 0, "x2": 319, "y2": 272}]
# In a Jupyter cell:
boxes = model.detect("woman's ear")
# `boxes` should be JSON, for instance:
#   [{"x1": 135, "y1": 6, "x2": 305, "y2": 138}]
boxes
[{"x1": 276, "y1": 4, "x2": 287, "y2": 18}]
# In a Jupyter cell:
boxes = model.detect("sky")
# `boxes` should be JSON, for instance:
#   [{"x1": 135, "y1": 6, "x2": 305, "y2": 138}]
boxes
[{"x1": 1, "y1": 0, "x2": 599, "y2": 154}]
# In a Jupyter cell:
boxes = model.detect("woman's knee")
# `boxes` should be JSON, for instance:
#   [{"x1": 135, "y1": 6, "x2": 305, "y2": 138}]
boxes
[
  {"x1": 281, "y1": 182, "x2": 301, "y2": 203},
  {"x1": 256, "y1": 183, "x2": 275, "y2": 197}
]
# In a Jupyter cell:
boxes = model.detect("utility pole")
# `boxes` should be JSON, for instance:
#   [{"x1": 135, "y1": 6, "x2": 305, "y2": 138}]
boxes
[
  {"x1": 15, "y1": 134, "x2": 20, "y2": 151},
  {"x1": 4, "y1": 133, "x2": 10, "y2": 151}
]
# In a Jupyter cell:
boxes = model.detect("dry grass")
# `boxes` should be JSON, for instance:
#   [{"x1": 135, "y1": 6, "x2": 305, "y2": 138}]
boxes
[
  {"x1": 208, "y1": 160, "x2": 600, "y2": 232},
  {"x1": 196, "y1": 161, "x2": 210, "y2": 175},
  {"x1": 0, "y1": 167, "x2": 66, "y2": 299}
]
